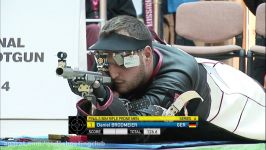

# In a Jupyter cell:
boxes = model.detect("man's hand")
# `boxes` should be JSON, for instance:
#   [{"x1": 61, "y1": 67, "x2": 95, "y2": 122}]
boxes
[{"x1": 92, "y1": 80, "x2": 110, "y2": 106}]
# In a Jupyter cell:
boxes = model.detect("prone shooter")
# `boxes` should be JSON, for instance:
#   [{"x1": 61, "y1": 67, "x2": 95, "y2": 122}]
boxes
[{"x1": 56, "y1": 50, "x2": 202, "y2": 117}]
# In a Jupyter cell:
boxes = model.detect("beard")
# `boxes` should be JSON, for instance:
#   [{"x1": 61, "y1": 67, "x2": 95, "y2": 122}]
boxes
[{"x1": 114, "y1": 60, "x2": 147, "y2": 95}]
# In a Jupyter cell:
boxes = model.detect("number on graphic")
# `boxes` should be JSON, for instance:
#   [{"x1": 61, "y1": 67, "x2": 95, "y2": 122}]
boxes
[{"x1": 1, "y1": 81, "x2": 10, "y2": 91}]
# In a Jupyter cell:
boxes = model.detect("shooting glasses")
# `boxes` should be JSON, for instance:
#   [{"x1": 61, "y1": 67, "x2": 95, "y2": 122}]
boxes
[{"x1": 93, "y1": 51, "x2": 143, "y2": 70}]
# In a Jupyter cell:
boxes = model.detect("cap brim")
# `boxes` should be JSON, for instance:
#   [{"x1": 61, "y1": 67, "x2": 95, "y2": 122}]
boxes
[{"x1": 88, "y1": 32, "x2": 151, "y2": 52}]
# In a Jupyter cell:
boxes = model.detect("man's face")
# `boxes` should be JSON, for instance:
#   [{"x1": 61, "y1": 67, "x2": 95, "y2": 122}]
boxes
[{"x1": 106, "y1": 52, "x2": 147, "y2": 95}]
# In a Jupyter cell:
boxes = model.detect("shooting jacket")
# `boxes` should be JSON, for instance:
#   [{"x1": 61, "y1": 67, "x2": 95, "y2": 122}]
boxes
[{"x1": 77, "y1": 42, "x2": 211, "y2": 119}]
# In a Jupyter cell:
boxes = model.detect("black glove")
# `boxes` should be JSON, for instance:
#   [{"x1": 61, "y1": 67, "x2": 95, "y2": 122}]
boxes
[{"x1": 92, "y1": 80, "x2": 110, "y2": 106}]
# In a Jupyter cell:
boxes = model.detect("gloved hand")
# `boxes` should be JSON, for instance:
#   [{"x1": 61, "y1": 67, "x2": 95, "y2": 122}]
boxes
[{"x1": 92, "y1": 80, "x2": 110, "y2": 106}]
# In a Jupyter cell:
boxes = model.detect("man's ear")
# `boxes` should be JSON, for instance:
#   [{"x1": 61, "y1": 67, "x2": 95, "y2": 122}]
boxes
[{"x1": 143, "y1": 46, "x2": 152, "y2": 61}]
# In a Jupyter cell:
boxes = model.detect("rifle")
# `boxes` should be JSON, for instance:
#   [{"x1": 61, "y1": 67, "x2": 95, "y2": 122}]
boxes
[{"x1": 56, "y1": 52, "x2": 112, "y2": 101}]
